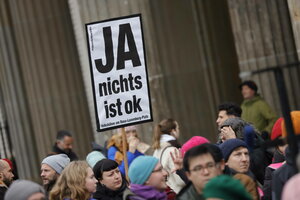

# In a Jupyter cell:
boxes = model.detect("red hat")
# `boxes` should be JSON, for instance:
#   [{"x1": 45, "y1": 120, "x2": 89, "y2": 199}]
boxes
[
  {"x1": 271, "y1": 118, "x2": 283, "y2": 140},
  {"x1": 181, "y1": 136, "x2": 210, "y2": 157}
]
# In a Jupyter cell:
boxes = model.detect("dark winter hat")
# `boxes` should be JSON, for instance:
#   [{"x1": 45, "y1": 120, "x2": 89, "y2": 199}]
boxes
[
  {"x1": 93, "y1": 159, "x2": 118, "y2": 180},
  {"x1": 239, "y1": 80, "x2": 258, "y2": 92},
  {"x1": 219, "y1": 139, "x2": 248, "y2": 161},
  {"x1": 203, "y1": 175, "x2": 252, "y2": 200},
  {"x1": 41, "y1": 154, "x2": 70, "y2": 174},
  {"x1": 4, "y1": 180, "x2": 45, "y2": 200}
]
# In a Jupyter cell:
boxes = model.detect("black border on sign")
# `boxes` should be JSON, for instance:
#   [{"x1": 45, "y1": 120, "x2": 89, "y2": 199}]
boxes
[{"x1": 85, "y1": 14, "x2": 153, "y2": 132}]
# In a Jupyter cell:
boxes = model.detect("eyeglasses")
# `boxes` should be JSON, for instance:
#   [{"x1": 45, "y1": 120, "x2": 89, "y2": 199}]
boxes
[
  {"x1": 152, "y1": 166, "x2": 164, "y2": 173},
  {"x1": 189, "y1": 162, "x2": 218, "y2": 173}
]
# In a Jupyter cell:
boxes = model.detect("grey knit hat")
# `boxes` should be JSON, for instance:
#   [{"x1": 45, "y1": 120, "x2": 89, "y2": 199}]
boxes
[
  {"x1": 221, "y1": 117, "x2": 251, "y2": 139},
  {"x1": 4, "y1": 180, "x2": 45, "y2": 200},
  {"x1": 41, "y1": 154, "x2": 70, "y2": 174}
]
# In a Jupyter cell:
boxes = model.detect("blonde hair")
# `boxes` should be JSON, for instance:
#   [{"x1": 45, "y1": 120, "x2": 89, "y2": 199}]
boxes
[
  {"x1": 152, "y1": 118, "x2": 178, "y2": 149},
  {"x1": 49, "y1": 161, "x2": 91, "y2": 200}
]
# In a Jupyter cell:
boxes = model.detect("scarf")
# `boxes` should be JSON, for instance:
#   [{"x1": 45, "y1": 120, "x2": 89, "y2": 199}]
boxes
[{"x1": 130, "y1": 184, "x2": 167, "y2": 200}]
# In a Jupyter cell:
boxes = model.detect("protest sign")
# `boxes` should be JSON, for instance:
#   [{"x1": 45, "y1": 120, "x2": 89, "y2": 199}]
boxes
[{"x1": 86, "y1": 14, "x2": 153, "y2": 131}]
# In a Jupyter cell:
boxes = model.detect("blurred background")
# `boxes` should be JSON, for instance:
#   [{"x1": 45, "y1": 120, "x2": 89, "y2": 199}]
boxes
[{"x1": 0, "y1": 0, "x2": 300, "y2": 181}]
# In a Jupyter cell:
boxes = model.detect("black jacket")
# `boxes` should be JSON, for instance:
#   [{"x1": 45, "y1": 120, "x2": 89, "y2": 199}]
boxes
[
  {"x1": 52, "y1": 144, "x2": 78, "y2": 161},
  {"x1": 93, "y1": 179, "x2": 127, "y2": 200},
  {"x1": 271, "y1": 146, "x2": 298, "y2": 200}
]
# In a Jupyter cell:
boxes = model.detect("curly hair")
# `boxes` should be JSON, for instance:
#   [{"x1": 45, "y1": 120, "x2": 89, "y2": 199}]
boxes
[{"x1": 49, "y1": 161, "x2": 91, "y2": 200}]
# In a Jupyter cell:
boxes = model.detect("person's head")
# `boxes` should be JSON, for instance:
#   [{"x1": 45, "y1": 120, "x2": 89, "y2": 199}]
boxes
[
  {"x1": 125, "y1": 126, "x2": 138, "y2": 138},
  {"x1": 86, "y1": 151, "x2": 106, "y2": 168},
  {"x1": 282, "y1": 173, "x2": 300, "y2": 200},
  {"x1": 49, "y1": 161, "x2": 97, "y2": 200},
  {"x1": 183, "y1": 143, "x2": 225, "y2": 194},
  {"x1": 233, "y1": 173, "x2": 259, "y2": 200},
  {"x1": 40, "y1": 154, "x2": 70, "y2": 188},
  {"x1": 220, "y1": 118, "x2": 250, "y2": 139},
  {"x1": 56, "y1": 130, "x2": 74, "y2": 153},
  {"x1": 4, "y1": 180, "x2": 45, "y2": 200},
  {"x1": 271, "y1": 117, "x2": 288, "y2": 154},
  {"x1": 239, "y1": 80, "x2": 258, "y2": 100},
  {"x1": 129, "y1": 156, "x2": 168, "y2": 192},
  {"x1": 203, "y1": 175, "x2": 252, "y2": 200},
  {"x1": 220, "y1": 139, "x2": 250, "y2": 173},
  {"x1": 0, "y1": 159, "x2": 14, "y2": 187},
  {"x1": 152, "y1": 118, "x2": 179, "y2": 149},
  {"x1": 181, "y1": 136, "x2": 210, "y2": 157},
  {"x1": 93, "y1": 159, "x2": 122, "y2": 191},
  {"x1": 216, "y1": 102, "x2": 242, "y2": 128}
]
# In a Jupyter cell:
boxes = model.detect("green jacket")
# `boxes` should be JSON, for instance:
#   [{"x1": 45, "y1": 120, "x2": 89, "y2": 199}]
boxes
[
  {"x1": 241, "y1": 95, "x2": 277, "y2": 133},
  {"x1": 176, "y1": 182, "x2": 205, "y2": 200}
]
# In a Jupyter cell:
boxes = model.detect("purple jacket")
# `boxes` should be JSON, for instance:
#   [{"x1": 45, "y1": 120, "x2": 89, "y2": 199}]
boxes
[{"x1": 124, "y1": 184, "x2": 167, "y2": 200}]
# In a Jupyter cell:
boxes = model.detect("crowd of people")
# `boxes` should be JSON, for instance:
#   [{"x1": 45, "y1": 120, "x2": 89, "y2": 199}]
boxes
[{"x1": 0, "y1": 80, "x2": 299, "y2": 200}]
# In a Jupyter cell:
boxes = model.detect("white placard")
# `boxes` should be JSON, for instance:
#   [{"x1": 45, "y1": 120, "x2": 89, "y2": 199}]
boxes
[{"x1": 86, "y1": 14, "x2": 153, "y2": 131}]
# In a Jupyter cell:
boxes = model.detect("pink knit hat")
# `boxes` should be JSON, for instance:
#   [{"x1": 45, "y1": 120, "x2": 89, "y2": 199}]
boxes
[
  {"x1": 282, "y1": 173, "x2": 300, "y2": 199},
  {"x1": 181, "y1": 136, "x2": 210, "y2": 157}
]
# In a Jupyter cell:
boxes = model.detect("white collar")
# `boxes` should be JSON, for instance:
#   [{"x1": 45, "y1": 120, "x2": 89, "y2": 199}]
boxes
[{"x1": 160, "y1": 134, "x2": 176, "y2": 143}]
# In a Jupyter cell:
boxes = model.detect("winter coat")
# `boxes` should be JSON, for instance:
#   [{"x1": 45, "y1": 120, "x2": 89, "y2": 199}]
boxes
[
  {"x1": 52, "y1": 144, "x2": 78, "y2": 161},
  {"x1": 123, "y1": 184, "x2": 167, "y2": 200},
  {"x1": 107, "y1": 146, "x2": 143, "y2": 176},
  {"x1": 153, "y1": 141, "x2": 185, "y2": 193},
  {"x1": 176, "y1": 182, "x2": 204, "y2": 200},
  {"x1": 0, "y1": 186, "x2": 7, "y2": 200},
  {"x1": 262, "y1": 162, "x2": 284, "y2": 200},
  {"x1": 271, "y1": 146, "x2": 298, "y2": 200},
  {"x1": 93, "y1": 179, "x2": 127, "y2": 200},
  {"x1": 241, "y1": 95, "x2": 277, "y2": 133}
]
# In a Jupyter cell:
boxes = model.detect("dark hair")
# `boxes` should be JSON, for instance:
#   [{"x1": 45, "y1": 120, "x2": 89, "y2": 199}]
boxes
[
  {"x1": 239, "y1": 80, "x2": 258, "y2": 93},
  {"x1": 93, "y1": 159, "x2": 118, "y2": 180},
  {"x1": 218, "y1": 102, "x2": 242, "y2": 117},
  {"x1": 56, "y1": 130, "x2": 72, "y2": 140},
  {"x1": 183, "y1": 143, "x2": 223, "y2": 172}
]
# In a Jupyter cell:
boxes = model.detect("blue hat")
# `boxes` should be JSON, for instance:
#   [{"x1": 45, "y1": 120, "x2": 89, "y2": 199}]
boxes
[
  {"x1": 129, "y1": 156, "x2": 159, "y2": 185},
  {"x1": 219, "y1": 139, "x2": 248, "y2": 161},
  {"x1": 86, "y1": 151, "x2": 106, "y2": 168}
]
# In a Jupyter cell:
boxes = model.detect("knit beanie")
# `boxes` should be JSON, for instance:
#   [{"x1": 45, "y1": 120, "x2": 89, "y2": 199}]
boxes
[
  {"x1": 271, "y1": 118, "x2": 283, "y2": 140},
  {"x1": 219, "y1": 139, "x2": 248, "y2": 161},
  {"x1": 282, "y1": 111, "x2": 300, "y2": 138},
  {"x1": 239, "y1": 80, "x2": 258, "y2": 92},
  {"x1": 282, "y1": 173, "x2": 300, "y2": 200},
  {"x1": 86, "y1": 151, "x2": 106, "y2": 168},
  {"x1": 221, "y1": 118, "x2": 250, "y2": 139},
  {"x1": 41, "y1": 154, "x2": 70, "y2": 174},
  {"x1": 128, "y1": 156, "x2": 158, "y2": 185},
  {"x1": 4, "y1": 180, "x2": 45, "y2": 200},
  {"x1": 203, "y1": 175, "x2": 252, "y2": 200},
  {"x1": 93, "y1": 159, "x2": 119, "y2": 180},
  {"x1": 181, "y1": 136, "x2": 210, "y2": 157}
]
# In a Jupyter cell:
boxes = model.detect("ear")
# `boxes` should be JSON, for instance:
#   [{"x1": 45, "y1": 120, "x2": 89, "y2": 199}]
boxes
[
  {"x1": 185, "y1": 171, "x2": 192, "y2": 181},
  {"x1": 219, "y1": 160, "x2": 226, "y2": 171},
  {"x1": 0, "y1": 172, "x2": 3, "y2": 180}
]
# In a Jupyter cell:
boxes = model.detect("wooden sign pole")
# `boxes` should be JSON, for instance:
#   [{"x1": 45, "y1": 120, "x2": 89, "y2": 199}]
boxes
[{"x1": 121, "y1": 127, "x2": 129, "y2": 182}]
